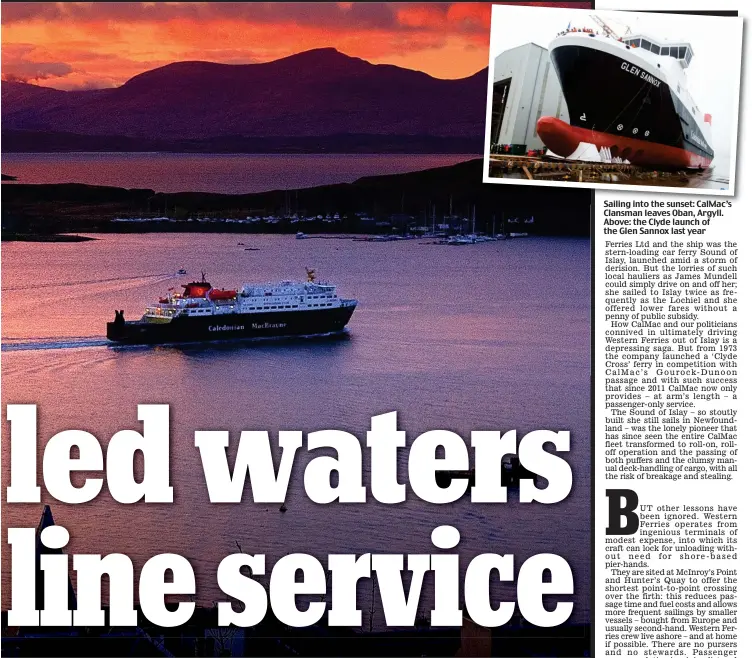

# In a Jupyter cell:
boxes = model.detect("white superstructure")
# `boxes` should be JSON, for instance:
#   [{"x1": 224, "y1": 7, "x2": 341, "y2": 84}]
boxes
[{"x1": 143, "y1": 272, "x2": 355, "y2": 322}]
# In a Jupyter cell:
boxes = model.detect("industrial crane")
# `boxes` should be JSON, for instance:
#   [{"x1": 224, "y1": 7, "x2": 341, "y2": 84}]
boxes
[{"x1": 590, "y1": 14, "x2": 631, "y2": 39}]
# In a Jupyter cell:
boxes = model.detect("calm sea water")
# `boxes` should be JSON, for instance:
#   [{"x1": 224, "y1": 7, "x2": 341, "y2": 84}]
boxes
[
  {"x1": 1, "y1": 234, "x2": 591, "y2": 627},
  {"x1": 0, "y1": 153, "x2": 478, "y2": 194}
]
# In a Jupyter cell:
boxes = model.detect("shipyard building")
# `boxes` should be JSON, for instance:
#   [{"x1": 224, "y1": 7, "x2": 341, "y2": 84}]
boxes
[{"x1": 489, "y1": 43, "x2": 568, "y2": 152}]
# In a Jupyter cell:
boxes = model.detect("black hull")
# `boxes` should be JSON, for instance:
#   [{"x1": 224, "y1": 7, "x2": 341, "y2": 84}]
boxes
[
  {"x1": 549, "y1": 43, "x2": 713, "y2": 162},
  {"x1": 107, "y1": 305, "x2": 356, "y2": 345}
]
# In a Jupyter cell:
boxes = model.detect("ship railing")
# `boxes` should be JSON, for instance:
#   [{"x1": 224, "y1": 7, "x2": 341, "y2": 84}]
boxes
[{"x1": 145, "y1": 307, "x2": 177, "y2": 317}]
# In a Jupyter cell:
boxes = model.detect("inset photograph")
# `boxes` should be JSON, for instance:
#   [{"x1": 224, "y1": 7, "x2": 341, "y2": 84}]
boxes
[{"x1": 483, "y1": 6, "x2": 742, "y2": 194}]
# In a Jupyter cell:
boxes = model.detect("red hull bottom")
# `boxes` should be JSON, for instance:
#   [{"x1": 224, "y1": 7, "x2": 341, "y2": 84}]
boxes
[{"x1": 536, "y1": 116, "x2": 712, "y2": 169}]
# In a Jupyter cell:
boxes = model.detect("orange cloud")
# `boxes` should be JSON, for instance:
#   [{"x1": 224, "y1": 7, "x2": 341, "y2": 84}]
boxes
[
  {"x1": 395, "y1": 5, "x2": 448, "y2": 30},
  {"x1": 1, "y1": 2, "x2": 591, "y2": 89}
]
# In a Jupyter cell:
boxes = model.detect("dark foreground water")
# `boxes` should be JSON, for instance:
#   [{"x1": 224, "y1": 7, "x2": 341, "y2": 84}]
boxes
[
  {"x1": 0, "y1": 153, "x2": 477, "y2": 194},
  {"x1": 1, "y1": 234, "x2": 591, "y2": 627}
]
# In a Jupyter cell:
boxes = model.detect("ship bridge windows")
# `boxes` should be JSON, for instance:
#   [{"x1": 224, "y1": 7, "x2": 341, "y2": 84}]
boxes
[
  {"x1": 637, "y1": 39, "x2": 660, "y2": 54},
  {"x1": 634, "y1": 35, "x2": 694, "y2": 67}
]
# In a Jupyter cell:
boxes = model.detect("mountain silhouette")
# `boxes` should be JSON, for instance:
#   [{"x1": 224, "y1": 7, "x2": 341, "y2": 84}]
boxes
[{"x1": 2, "y1": 48, "x2": 488, "y2": 152}]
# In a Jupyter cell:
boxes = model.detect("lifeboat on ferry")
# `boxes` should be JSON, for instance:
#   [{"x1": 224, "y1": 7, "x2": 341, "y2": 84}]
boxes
[{"x1": 208, "y1": 288, "x2": 237, "y2": 301}]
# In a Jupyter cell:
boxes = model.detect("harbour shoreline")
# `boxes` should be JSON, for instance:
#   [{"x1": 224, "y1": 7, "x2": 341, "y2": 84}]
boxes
[{"x1": 1, "y1": 159, "x2": 590, "y2": 240}]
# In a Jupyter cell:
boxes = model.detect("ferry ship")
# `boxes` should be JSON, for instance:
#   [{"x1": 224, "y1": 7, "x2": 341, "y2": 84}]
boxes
[
  {"x1": 537, "y1": 25, "x2": 714, "y2": 169},
  {"x1": 106, "y1": 269, "x2": 357, "y2": 345}
]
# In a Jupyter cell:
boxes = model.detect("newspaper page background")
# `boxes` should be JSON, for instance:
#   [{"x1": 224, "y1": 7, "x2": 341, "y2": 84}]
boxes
[{"x1": 595, "y1": 1, "x2": 750, "y2": 657}]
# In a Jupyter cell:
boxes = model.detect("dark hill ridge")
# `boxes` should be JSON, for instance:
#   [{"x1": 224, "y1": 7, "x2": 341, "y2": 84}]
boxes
[
  {"x1": 2, "y1": 159, "x2": 590, "y2": 238},
  {"x1": 2, "y1": 48, "x2": 488, "y2": 151}
]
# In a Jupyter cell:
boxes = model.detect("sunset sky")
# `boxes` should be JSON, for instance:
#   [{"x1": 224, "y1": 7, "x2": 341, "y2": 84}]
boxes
[{"x1": 1, "y1": 2, "x2": 589, "y2": 89}]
